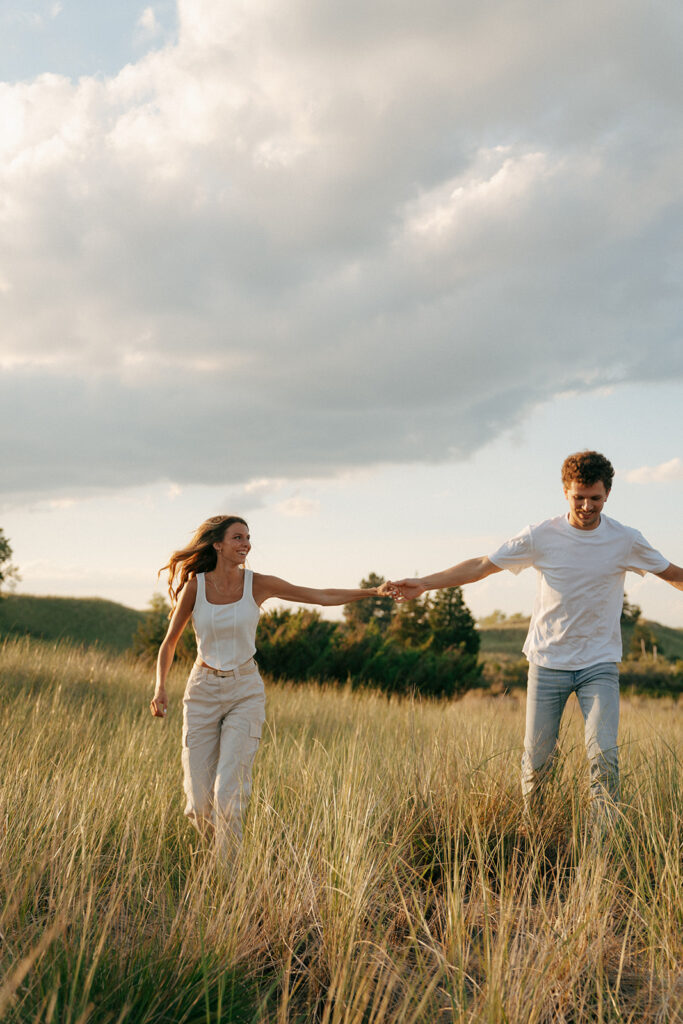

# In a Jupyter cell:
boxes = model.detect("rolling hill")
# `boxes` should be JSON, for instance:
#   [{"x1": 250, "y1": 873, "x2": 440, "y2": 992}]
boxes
[{"x1": 0, "y1": 594, "x2": 145, "y2": 654}]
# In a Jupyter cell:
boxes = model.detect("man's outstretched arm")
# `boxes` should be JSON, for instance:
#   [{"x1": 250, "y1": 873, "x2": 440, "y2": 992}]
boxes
[
  {"x1": 380, "y1": 556, "x2": 503, "y2": 600},
  {"x1": 655, "y1": 563, "x2": 683, "y2": 592}
]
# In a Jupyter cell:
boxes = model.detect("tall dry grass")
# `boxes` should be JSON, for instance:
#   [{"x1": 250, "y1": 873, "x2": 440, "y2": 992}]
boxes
[{"x1": 0, "y1": 635, "x2": 681, "y2": 1023}]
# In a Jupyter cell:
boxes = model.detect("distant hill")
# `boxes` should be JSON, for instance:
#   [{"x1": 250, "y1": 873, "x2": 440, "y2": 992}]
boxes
[
  {"x1": 627, "y1": 620, "x2": 683, "y2": 661},
  {"x1": 479, "y1": 617, "x2": 683, "y2": 662},
  {"x1": 0, "y1": 594, "x2": 145, "y2": 654},
  {"x1": 478, "y1": 622, "x2": 529, "y2": 659}
]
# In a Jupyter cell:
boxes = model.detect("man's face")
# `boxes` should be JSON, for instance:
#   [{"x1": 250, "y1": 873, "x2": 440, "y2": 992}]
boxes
[{"x1": 564, "y1": 479, "x2": 609, "y2": 531}]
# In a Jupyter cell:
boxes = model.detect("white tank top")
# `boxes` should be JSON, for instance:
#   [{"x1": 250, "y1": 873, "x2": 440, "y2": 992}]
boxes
[{"x1": 192, "y1": 570, "x2": 261, "y2": 671}]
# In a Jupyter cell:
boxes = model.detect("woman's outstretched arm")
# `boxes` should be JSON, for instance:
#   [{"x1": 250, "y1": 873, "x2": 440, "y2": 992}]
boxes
[{"x1": 253, "y1": 574, "x2": 378, "y2": 607}]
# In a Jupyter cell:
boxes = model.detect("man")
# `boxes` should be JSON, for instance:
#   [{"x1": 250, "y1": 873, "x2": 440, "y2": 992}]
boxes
[{"x1": 382, "y1": 451, "x2": 682, "y2": 820}]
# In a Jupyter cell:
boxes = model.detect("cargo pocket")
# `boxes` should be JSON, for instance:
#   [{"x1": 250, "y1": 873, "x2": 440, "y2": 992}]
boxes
[
  {"x1": 240, "y1": 720, "x2": 261, "y2": 766},
  {"x1": 228, "y1": 719, "x2": 259, "y2": 769}
]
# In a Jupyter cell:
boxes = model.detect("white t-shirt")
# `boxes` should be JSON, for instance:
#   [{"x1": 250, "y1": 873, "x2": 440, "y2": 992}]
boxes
[{"x1": 488, "y1": 514, "x2": 669, "y2": 669}]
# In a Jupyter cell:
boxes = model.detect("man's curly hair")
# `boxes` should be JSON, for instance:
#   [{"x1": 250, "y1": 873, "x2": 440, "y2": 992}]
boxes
[{"x1": 561, "y1": 451, "x2": 614, "y2": 492}]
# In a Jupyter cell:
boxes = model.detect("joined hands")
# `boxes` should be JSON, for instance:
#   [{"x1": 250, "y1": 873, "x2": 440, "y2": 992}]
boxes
[{"x1": 377, "y1": 579, "x2": 426, "y2": 602}]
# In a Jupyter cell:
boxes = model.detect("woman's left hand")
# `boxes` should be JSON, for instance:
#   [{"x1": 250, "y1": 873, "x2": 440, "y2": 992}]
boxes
[{"x1": 150, "y1": 690, "x2": 168, "y2": 718}]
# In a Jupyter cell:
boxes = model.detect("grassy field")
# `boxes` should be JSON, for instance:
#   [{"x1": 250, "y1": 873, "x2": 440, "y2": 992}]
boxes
[{"x1": 1, "y1": 636, "x2": 681, "y2": 1023}]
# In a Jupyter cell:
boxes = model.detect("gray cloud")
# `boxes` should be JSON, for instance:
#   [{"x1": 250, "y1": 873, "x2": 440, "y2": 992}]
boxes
[{"x1": 1, "y1": 0, "x2": 682, "y2": 500}]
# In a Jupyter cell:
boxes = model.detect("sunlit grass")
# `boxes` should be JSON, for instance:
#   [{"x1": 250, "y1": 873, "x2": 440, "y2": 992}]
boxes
[{"x1": 1, "y1": 636, "x2": 681, "y2": 1022}]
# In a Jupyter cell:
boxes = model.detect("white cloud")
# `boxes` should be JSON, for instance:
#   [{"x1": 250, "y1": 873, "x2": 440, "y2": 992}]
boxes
[
  {"x1": 137, "y1": 6, "x2": 161, "y2": 38},
  {"x1": 15, "y1": 12, "x2": 45, "y2": 30},
  {"x1": 242, "y1": 479, "x2": 287, "y2": 498},
  {"x1": 406, "y1": 149, "x2": 557, "y2": 245},
  {"x1": 46, "y1": 498, "x2": 76, "y2": 509},
  {"x1": 277, "y1": 498, "x2": 320, "y2": 518},
  {"x1": 0, "y1": 0, "x2": 682, "y2": 499},
  {"x1": 625, "y1": 458, "x2": 683, "y2": 484}
]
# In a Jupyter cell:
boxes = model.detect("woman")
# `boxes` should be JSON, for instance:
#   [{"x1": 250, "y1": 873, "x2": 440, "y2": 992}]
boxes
[{"x1": 150, "y1": 514, "x2": 379, "y2": 855}]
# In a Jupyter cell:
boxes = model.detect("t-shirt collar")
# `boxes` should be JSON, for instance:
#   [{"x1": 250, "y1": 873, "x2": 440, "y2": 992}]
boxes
[{"x1": 563, "y1": 511, "x2": 605, "y2": 534}]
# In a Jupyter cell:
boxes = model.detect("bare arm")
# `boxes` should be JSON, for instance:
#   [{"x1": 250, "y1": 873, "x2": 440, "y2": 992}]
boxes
[
  {"x1": 150, "y1": 578, "x2": 196, "y2": 718},
  {"x1": 381, "y1": 556, "x2": 503, "y2": 601},
  {"x1": 253, "y1": 574, "x2": 378, "y2": 607},
  {"x1": 655, "y1": 562, "x2": 683, "y2": 592}
]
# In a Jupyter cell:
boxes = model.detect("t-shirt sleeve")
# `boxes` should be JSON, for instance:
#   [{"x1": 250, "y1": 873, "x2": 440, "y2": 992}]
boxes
[
  {"x1": 625, "y1": 530, "x2": 670, "y2": 577},
  {"x1": 488, "y1": 526, "x2": 534, "y2": 575}
]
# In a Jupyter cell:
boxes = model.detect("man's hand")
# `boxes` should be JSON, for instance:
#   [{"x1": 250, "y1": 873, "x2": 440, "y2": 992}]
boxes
[{"x1": 380, "y1": 578, "x2": 427, "y2": 601}]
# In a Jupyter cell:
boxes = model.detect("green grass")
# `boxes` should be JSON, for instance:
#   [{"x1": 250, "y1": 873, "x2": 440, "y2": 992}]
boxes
[
  {"x1": 478, "y1": 623, "x2": 529, "y2": 658},
  {"x1": 0, "y1": 636, "x2": 681, "y2": 1023},
  {"x1": 0, "y1": 594, "x2": 144, "y2": 653}
]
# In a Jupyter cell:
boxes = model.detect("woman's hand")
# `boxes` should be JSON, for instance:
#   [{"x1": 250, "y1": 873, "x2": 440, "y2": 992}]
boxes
[
  {"x1": 383, "y1": 578, "x2": 427, "y2": 601},
  {"x1": 150, "y1": 689, "x2": 168, "y2": 718}
]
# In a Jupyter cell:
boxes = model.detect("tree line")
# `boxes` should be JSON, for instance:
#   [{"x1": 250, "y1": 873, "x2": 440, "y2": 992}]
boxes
[{"x1": 133, "y1": 572, "x2": 482, "y2": 698}]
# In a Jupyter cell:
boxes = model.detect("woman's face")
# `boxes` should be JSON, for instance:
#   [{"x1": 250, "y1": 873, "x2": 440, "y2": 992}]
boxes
[{"x1": 214, "y1": 521, "x2": 251, "y2": 563}]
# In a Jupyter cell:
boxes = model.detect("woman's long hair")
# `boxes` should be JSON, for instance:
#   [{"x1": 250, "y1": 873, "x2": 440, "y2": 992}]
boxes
[{"x1": 160, "y1": 515, "x2": 248, "y2": 607}]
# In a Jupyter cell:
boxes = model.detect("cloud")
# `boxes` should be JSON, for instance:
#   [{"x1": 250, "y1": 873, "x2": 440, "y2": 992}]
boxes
[
  {"x1": 218, "y1": 479, "x2": 287, "y2": 513},
  {"x1": 4, "y1": 1, "x2": 62, "y2": 31},
  {"x1": 1, "y1": 0, "x2": 683, "y2": 500},
  {"x1": 277, "y1": 497, "x2": 320, "y2": 518},
  {"x1": 137, "y1": 6, "x2": 161, "y2": 38},
  {"x1": 625, "y1": 458, "x2": 683, "y2": 484}
]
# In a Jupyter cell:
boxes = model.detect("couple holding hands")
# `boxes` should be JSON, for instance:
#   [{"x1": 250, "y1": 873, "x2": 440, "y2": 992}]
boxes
[{"x1": 151, "y1": 451, "x2": 682, "y2": 855}]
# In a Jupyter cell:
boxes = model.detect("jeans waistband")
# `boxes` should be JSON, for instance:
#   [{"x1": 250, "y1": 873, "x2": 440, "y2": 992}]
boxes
[{"x1": 194, "y1": 657, "x2": 256, "y2": 679}]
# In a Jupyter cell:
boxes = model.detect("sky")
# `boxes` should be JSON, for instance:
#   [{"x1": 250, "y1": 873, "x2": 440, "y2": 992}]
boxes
[{"x1": 1, "y1": 0, "x2": 682, "y2": 627}]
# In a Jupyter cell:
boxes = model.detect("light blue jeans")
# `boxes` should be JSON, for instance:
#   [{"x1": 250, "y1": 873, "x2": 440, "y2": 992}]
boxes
[{"x1": 522, "y1": 662, "x2": 620, "y2": 817}]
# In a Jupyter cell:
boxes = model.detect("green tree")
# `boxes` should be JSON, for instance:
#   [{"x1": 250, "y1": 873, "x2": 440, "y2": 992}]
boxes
[
  {"x1": 478, "y1": 609, "x2": 508, "y2": 627},
  {"x1": 0, "y1": 529, "x2": 19, "y2": 598},
  {"x1": 427, "y1": 587, "x2": 480, "y2": 655},
  {"x1": 387, "y1": 594, "x2": 430, "y2": 648},
  {"x1": 620, "y1": 593, "x2": 642, "y2": 656},
  {"x1": 621, "y1": 595, "x2": 641, "y2": 625},
  {"x1": 343, "y1": 572, "x2": 394, "y2": 633},
  {"x1": 132, "y1": 593, "x2": 196, "y2": 663},
  {"x1": 256, "y1": 607, "x2": 337, "y2": 680}
]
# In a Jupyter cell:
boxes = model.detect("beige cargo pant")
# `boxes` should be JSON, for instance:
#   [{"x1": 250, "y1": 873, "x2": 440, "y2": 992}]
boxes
[{"x1": 181, "y1": 659, "x2": 266, "y2": 855}]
